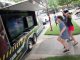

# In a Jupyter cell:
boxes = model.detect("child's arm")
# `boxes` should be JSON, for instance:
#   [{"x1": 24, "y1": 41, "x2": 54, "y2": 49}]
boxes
[{"x1": 60, "y1": 26, "x2": 66, "y2": 36}]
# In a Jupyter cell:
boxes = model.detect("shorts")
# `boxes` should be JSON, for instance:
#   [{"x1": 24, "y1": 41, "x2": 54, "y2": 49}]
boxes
[
  {"x1": 68, "y1": 26, "x2": 74, "y2": 32},
  {"x1": 60, "y1": 35, "x2": 69, "y2": 40}
]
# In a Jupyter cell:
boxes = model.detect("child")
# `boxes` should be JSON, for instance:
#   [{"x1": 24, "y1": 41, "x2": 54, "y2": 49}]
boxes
[
  {"x1": 56, "y1": 16, "x2": 70, "y2": 53},
  {"x1": 65, "y1": 12, "x2": 78, "y2": 46}
]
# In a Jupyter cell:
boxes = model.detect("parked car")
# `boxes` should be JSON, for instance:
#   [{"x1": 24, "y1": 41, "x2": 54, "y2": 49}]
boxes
[
  {"x1": 72, "y1": 9, "x2": 80, "y2": 20},
  {"x1": 39, "y1": 13, "x2": 49, "y2": 25}
]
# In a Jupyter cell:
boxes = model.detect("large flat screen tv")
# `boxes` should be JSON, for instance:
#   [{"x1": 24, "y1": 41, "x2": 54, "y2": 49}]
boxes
[
  {"x1": 6, "y1": 17, "x2": 24, "y2": 41},
  {"x1": 26, "y1": 16, "x2": 34, "y2": 28}
]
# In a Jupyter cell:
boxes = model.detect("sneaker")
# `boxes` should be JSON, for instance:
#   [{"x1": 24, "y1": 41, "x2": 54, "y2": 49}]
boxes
[
  {"x1": 67, "y1": 39, "x2": 72, "y2": 42},
  {"x1": 63, "y1": 46, "x2": 65, "y2": 49},
  {"x1": 73, "y1": 42, "x2": 78, "y2": 46},
  {"x1": 63, "y1": 49, "x2": 70, "y2": 53}
]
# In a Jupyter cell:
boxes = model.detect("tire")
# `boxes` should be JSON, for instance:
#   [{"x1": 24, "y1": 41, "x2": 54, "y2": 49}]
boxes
[
  {"x1": 28, "y1": 40, "x2": 33, "y2": 51},
  {"x1": 33, "y1": 34, "x2": 37, "y2": 44}
]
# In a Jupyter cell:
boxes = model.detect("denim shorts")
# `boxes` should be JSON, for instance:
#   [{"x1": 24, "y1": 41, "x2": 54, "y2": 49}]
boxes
[{"x1": 60, "y1": 34, "x2": 69, "y2": 40}]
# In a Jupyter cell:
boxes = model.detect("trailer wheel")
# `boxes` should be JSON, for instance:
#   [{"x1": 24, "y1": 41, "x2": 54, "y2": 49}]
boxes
[
  {"x1": 33, "y1": 34, "x2": 37, "y2": 44},
  {"x1": 28, "y1": 40, "x2": 33, "y2": 51}
]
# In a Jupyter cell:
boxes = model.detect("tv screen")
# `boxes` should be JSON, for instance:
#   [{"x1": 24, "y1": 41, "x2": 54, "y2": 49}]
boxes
[
  {"x1": 26, "y1": 16, "x2": 34, "y2": 28},
  {"x1": 6, "y1": 17, "x2": 24, "y2": 40}
]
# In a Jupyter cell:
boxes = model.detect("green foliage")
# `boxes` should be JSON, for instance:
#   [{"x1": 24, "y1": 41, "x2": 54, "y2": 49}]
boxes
[
  {"x1": 48, "y1": 0, "x2": 80, "y2": 8},
  {"x1": 58, "y1": 0, "x2": 72, "y2": 6},
  {"x1": 58, "y1": 0, "x2": 80, "y2": 6},
  {"x1": 48, "y1": 0, "x2": 59, "y2": 9}
]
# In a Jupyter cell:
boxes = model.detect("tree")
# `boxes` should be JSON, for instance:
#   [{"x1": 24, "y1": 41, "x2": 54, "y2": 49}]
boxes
[
  {"x1": 71, "y1": 0, "x2": 80, "y2": 7},
  {"x1": 48, "y1": 0, "x2": 58, "y2": 9},
  {"x1": 48, "y1": 0, "x2": 80, "y2": 10},
  {"x1": 58, "y1": 0, "x2": 79, "y2": 6}
]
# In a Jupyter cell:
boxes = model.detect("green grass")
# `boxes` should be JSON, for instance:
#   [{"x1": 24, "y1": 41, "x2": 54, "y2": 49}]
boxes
[
  {"x1": 45, "y1": 21, "x2": 80, "y2": 35},
  {"x1": 40, "y1": 55, "x2": 80, "y2": 60}
]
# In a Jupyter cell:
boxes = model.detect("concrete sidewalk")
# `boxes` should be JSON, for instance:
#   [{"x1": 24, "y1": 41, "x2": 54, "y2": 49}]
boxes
[
  {"x1": 23, "y1": 34, "x2": 80, "y2": 60},
  {"x1": 22, "y1": 20, "x2": 80, "y2": 60}
]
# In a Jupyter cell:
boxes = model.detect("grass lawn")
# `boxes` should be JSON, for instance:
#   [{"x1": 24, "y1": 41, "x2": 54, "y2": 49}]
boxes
[
  {"x1": 40, "y1": 55, "x2": 80, "y2": 60},
  {"x1": 45, "y1": 21, "x2": 80, "y2": 35}
]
